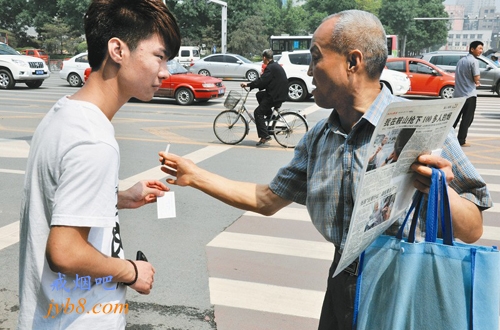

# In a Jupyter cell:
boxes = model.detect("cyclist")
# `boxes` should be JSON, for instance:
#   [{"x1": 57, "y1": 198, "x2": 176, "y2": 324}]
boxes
[{"x1": 241, "y1": 49, "x2": 288, "y2": 146}]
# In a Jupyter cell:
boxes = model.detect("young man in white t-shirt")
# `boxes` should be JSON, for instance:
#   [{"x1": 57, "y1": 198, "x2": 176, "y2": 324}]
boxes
[{"x1": 18, "y1": 1, "x2": 181, "y2": 329}]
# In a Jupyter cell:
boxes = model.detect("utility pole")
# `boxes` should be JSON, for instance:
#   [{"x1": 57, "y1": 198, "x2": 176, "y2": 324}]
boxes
[{"x1": 207, "y1": 0, "x2": 227, "y2": 54}]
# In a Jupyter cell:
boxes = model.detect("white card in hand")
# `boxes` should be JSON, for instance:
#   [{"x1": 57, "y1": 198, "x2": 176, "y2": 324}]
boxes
[{"x1": 157, "y1": 191, "x2": 176, "y2": 218}]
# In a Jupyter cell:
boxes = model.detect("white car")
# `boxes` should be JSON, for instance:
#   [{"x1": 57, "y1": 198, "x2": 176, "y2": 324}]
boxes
[
  {"x1": 278, "y1": 50, "x2": 314, "y2": 102},
  {"x1": 59, "y1": 52, "x2": 89, "y2": 87},
  {"x1": 278, "y1": 50, "x2": 410, "y2": 101},
  {"x1": 380, "y1": 68, "x2": 411, "y2": 96},
  {"x1": 0, "y1": 42, "x2": 50, "y2": 89}
]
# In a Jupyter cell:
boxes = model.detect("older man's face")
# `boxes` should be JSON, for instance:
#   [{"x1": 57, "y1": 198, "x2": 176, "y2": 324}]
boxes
[{"x1": 308, "y1": 18, "x2": 351, "y2": 109}]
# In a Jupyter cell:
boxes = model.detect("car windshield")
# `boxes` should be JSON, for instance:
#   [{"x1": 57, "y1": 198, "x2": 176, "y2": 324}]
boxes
[
  {"x1": 0, "y1": 43, "x2": 19, "y2": 55},
  {"x1": 480, "y1": 56, "x2": 499, "y2": 68},
  {"x1": 234, "y1": 55, "x2": 252, "y2": 63},
  {"x1": 167, "y1": 60, "x2": 188, "y2": 74}
]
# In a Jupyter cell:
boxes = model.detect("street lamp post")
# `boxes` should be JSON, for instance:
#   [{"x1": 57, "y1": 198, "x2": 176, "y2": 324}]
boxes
[{"x1": 207, "y1": 0, "x2": 227, "y2": 54}]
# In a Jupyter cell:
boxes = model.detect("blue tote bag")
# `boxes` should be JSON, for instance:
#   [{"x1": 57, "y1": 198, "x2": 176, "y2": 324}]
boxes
[{"x1": 353, "y1": 168, "x2": 500, "y2": 330}]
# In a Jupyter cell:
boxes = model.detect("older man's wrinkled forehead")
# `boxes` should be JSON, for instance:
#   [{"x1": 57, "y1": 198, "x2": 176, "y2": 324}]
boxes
[{"x1": 310, "y1": 17, "x2": 338, "y2": 53}]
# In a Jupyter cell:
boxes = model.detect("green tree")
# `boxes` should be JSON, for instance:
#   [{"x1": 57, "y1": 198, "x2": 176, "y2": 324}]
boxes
[
  {"x1": 56, "y1": 0, "x2": 92, "y2": 36},
  {"x1": 355, "y1": 0, "x2": 382, "y2": 15},
  {"x1": 229, "y1": 15, "x2": 269, "y2": 58},
  {"x1": 279, "y1": 1, "x2": 310, "y2": 35},
  {"x1": 406, "y1": 0, "x2": 448, "y2": 54},
  {"x1": 40, "y1": 19, "x2": 75, "y2": 54},
  {"x1": 303, "y1": 0, "x2": 357, "y2": 32},
  {"x1": 380, "y1": 0, "x2": 448, "y2": 56},
  {"x1": 379, "y1": 0, "x2": 418, "y2": 56}
]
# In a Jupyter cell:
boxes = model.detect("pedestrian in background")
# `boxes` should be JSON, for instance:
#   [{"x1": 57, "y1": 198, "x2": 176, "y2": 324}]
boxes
[
  {"x1": 18, "y1": 0, "x2": 181, "y2": 329},
  {"x1": 453, "y1": 40, "x2": 483, "y2": 147},
  {"x1": 159, "y1": 10, "x2": 490, "y2": 329}
]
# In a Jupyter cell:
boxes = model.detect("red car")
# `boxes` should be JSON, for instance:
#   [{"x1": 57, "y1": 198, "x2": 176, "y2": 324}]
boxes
[
  {"x1": 386, "y1": 57, "x2": 455, "y2": 98},
  {"x1": 83, "y1": 60, "x2": 225, "y2": 105}
]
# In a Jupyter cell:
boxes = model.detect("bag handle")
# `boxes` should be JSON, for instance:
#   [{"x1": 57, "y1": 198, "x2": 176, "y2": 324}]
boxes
[{"x1": 396, "y1": 168, "x2": 454, "y2": 245}]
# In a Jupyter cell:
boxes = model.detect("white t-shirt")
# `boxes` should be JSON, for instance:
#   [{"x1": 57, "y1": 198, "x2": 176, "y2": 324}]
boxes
[{"x1": 18, "y1": 97, "x2": 127, "y2": 329}]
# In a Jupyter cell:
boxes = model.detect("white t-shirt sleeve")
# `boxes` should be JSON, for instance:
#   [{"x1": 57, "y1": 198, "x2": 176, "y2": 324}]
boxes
[{"x1": 51, "y1": 142, "x2": 119, "y2": 228}]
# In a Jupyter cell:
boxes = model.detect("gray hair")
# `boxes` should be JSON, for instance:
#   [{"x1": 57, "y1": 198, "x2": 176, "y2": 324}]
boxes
[
  {"x1": 324, "y1": 10, "x2": 388, "y2": 79},
  {"x1": 262, "y1": 49, "x2": 273, "y2": 60}
]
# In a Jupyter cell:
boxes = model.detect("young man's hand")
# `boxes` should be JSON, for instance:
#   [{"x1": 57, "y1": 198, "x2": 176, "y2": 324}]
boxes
[
  {"x1": 118, "y1": 180, "x2": 168, "y2": 209},
  {"x1": 129, "y1": 260, "x2": 155, "y2": 295}
]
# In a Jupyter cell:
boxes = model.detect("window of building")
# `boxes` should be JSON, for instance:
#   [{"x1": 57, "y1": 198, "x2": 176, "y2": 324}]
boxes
[
  {"x1": 470, "y1": 34, "x2": 476, "y2": 38},
  {"x1": 455, "y1": 42, "x2": 460, "y2": 46},
  {"x1": 478, "y1": 34, "x2": 483, "y2": 38},
  {"x1": 456, "y1": 34, "x2": 461, "y2": 38}
]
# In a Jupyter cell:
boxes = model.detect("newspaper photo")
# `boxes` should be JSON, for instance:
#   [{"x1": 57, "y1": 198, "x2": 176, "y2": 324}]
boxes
[{"x1": 333, "y1": 97, "x2": 466, "y2": 278}]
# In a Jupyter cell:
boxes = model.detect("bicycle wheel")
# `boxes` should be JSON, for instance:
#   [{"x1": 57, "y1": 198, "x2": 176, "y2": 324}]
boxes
[
  {"x1": 272, "y1": 112, "x2": 309, "y2": 148},
  {"x1": 213, "y1": 110, "x2": 249, "y2": 145}
]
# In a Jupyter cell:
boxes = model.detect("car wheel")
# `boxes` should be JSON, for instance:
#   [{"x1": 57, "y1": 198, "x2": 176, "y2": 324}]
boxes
[
  {"x1": 26, "y1": 80, "x2": 43, "y2": 89},
  {"x1": 67, "y1": 73, "x2": 83, "y2": 87},
  {"x1": 440, "y1": 86, "x2": 454, "y2": 99},
  {"x1": 175, "y1": 88, "x2": 194, "y2": 105},
  {"x1": 0, "y1": 69, "x2": 15, "y2": 89},
  {"x1": 246, "y1": 70, "x2": 258, "y2": 81},
  {"x1": 287, "y1": 80, "x2": 307, "y2": 102},
  {"x1": 198, "y1": 69, "x2": 211, "y2": 76}
]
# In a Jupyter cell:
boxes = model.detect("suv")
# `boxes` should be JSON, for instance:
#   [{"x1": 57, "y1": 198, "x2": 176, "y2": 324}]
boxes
[
  {"x1": 278, "y1": 50, "x2": 314, "y2": 102},
  {"x1": 0, "y1": 42, "x2": 50, "y2": 89},
  {"x1": 23, "y1": 49, "x2": 49, "y2": 65},
  {"x1": 278, "y1": 50, "x2": 410, "y2": 102},
  {"x1": 420, "y1": 51, "x2": 500, "y2": 96}
]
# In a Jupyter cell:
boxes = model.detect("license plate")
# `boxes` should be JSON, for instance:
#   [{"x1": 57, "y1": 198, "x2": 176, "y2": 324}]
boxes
[{"x1": 35, "y1": 70, "x2": 44, "y2": 75}]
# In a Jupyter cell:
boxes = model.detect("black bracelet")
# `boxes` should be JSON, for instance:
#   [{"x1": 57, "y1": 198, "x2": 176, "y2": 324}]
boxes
[{"x1": 122, "y1": 259, "x2": 138, "y2": 286}]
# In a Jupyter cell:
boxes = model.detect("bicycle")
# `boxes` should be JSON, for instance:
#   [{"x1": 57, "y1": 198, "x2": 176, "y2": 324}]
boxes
[{"x1": 213, "y1": 87, "x2": 309, "y2": 148}]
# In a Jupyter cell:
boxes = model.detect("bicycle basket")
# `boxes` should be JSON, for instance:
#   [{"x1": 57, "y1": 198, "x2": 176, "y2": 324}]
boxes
[{"x1": 224, "y1": 90, "x2": 242, "y2": 110}]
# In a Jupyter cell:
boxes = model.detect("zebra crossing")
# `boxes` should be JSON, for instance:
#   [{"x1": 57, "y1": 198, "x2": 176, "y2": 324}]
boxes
[{"x1": 205, "y1": 94, "x2": 500, "y2": 330}]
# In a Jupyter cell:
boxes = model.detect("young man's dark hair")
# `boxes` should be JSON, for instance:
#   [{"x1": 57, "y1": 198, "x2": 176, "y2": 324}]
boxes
[{"x1": 85, "y1": 0, "x2": 181, "y2": 69}]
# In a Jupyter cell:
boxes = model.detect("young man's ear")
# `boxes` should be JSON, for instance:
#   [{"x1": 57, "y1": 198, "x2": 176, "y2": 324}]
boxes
[{"x1": 108, "y1": 37, "x2": 126, "y2": 63}]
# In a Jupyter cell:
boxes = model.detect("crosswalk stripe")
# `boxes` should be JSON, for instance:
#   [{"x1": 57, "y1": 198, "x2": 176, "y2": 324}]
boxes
[
  {"x1": 209, "y1": 277, "x2": 324, "y2": 319},
  {"x1": 477, "y1": 169, "x2": 500, "y2": 176},
  {"x1": 482, "y1": 226, "x2": 500, "y2": 241},
  {"x1": 207, "y1": 232, "x2": 334, "y2": 260},
  {"x1": 0, "y1": 222, "x2": 19, "y2": 251}
]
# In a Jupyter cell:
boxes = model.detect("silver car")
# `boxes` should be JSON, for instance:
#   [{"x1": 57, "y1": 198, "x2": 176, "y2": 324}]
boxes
[
  {"x1": 189, "y1": 53, "x2": 261, "y2": 81},
  {"x1": 419, "y1": 51, "x2": 500, "y2": 96}
]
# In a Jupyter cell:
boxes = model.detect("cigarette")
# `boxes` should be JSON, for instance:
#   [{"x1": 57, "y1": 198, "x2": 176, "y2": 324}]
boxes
[{"x1": 162, "y1": 144, "x2": 170, "y2": 165}]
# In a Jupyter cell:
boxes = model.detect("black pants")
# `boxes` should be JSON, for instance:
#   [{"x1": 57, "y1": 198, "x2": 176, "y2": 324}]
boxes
[
  {"x1": 254, "y1": 91, "x2": 282, "y2": 139},
  {"x1": 318, "y1": 249, "x2": 358, "y2": 330},
  {"x1": 453, "y1": 96, "x2": 477, "y2": 145}
]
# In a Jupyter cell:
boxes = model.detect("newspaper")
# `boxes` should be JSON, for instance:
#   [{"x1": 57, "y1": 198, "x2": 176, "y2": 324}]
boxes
[{"x1": 333, "y1": 97, "x2": 466, "y2": 278}]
